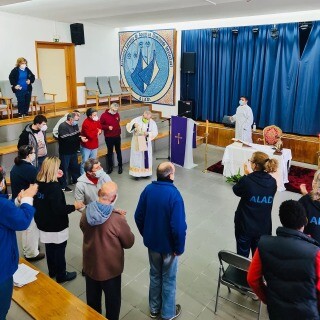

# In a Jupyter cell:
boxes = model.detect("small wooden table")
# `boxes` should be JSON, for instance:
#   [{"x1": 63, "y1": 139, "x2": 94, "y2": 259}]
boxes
[{"x1": 13, "y1": 258, "x2": 107, "y2": 320}]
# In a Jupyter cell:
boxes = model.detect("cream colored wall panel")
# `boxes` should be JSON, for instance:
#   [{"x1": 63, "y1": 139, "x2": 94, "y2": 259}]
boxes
[{"x1": 37, "y1": 48, "x2": 67, "y2": 103}]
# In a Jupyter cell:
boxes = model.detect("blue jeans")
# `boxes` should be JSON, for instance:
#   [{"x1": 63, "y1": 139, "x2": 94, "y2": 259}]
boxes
[
  {"x1": 80, "y1": 147, "x2": 98, "y2": 174},
  {"x1": 0, "y1": 276, "x2": 13, "y2": 320},
  {"x1": 15, "y1": 89, "x2": 31, "y2": 115},
  {"x1": 59, "y1": 153, "x2": 80, "y2": 188},
  {"x1": 148, "y1": 249, "x2": 178, "y2": 319}
]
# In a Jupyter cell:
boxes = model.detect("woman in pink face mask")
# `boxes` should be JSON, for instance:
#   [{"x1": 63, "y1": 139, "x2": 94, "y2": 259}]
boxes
[{"x1": 9, "y1": 57, "x2": 35, "y2": 118}]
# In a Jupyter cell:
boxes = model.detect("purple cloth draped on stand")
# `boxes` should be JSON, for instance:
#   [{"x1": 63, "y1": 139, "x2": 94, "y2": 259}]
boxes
[
  {"x1": 144, "y1": 122, "x2": 150, "y2": 169},
  {"x1": 171, "y1": 116, "x2": 187, "y2": 166}
]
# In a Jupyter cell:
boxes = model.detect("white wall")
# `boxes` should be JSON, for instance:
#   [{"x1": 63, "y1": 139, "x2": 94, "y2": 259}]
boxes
[
  {"x1": 120, "y1": 9, "x2": 320, "y2": 118},
  {"x1": 0, "y1": 11, "x2": 119, "y2": 106}
]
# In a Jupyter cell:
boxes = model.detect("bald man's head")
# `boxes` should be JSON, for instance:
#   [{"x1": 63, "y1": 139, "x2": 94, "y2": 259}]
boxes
[
  {"x1": 98, "y1": 181, "x2": 118, "y2": 204},
  {"x1": 157, "y1": 162, "x2": 175, "y2": 180}
]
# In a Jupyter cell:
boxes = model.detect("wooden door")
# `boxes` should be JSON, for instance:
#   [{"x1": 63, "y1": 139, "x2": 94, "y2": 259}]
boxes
[{"x1": 36, "y1": 42, "x2": 77, "y2": 109}]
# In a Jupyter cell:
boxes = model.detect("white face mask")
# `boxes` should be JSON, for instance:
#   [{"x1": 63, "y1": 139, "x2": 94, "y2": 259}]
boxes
[
  {"x1": 92, "y1": 116, "x2": 99, "y2": 121},
  {"x1": 94, "y1": 168, "x2": 104, "y2": 178},
  {"x1": 40, "y1": 124, "x2": 48, "y2": 132},
  {"x1": 20, "y1": 64, "x2": 26, "y2": 70},
  {"x1": 29, "y1": 153, "x2": 36, "y2": 163}
]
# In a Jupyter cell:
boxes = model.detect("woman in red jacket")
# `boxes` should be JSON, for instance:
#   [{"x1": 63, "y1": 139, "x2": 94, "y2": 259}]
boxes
[{"x1": 80, "y1": 108, "x2": 102, "y2": 174}]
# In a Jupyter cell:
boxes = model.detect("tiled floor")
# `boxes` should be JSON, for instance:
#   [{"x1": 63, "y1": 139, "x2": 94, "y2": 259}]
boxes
[{"x1": 7, "y1": 145, "x2": 308, "y2": 320}]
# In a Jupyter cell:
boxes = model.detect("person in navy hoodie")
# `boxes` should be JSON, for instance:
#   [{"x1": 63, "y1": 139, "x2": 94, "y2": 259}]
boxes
[
  {"x1": 135, "y1": 162, "x2": 187, "y2": 320},
  {"x1": 233, "y1": 151, "x2": 278, "y2": 258},
  {"x1": 0, "y1": 183, "x2": 38, "y2": 320},
  {"x1": 299, "y1": 170, "x2": 320, "y2": 243},
  {"x1": 10, "y1": 145, "x2": 45, "y2": 262},
  {"x1": 9, "y1": 57, "x2": 35, "y2": 118}
]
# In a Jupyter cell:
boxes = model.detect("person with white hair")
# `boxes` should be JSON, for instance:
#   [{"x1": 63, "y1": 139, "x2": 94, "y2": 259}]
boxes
[{"x1": 126, "y1": 110, "x2": 158, "y2": 178}]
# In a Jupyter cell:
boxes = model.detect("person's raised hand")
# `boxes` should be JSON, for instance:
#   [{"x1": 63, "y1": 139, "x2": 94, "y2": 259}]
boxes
[
  {"x1": 300, "y1": 183, "x2": 308, "y2": 195},
  {"x1": 57, "y1": 169, "x2": 64, "y2": 178},
  {"x1": 243, "y1": 163, "x2": 250, "y2": 175},
  {"x1": 21, "y1": 183, "x2": 38, "y2": 198},
  {"x1": 109, "y1": 126, "x2": 113, "y2": 131},
  {"x1": 74, "y1": 201, "x2": 85, "y2": 210}
]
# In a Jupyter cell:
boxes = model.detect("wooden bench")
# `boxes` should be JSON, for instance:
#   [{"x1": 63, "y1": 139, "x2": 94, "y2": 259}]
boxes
[{"x1": 13, "y1": 258, "x2": 107, "y2": 320}]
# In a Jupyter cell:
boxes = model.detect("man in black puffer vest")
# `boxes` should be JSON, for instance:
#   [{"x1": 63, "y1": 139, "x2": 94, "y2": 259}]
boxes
[{"x1": 248, "y1": 200, "x2": 320, "y2": 320}]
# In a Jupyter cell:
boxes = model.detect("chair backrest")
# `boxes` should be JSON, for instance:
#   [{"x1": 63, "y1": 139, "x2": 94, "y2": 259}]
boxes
[
  {"x1": 32, "y1": 79, "x2": 45, "y2": 101},
  {"x1": 85, "y1": 77, "x2": 99, "y2": 96},
  {"x1": 263, "y1": 125, "x2": 283, "y2": 146},
  {"x1": 97, "y1": 77, "x2": 112, "y2": 94},
  {"x1": 218, "y1": 250, "x2": 251, "y2": 272},
  {"x1": 109, "y1": 76, "x2": 122, "y2": 94},
  {"x1": 0, "y1": 80, "x2": 17, "y2": 104}
]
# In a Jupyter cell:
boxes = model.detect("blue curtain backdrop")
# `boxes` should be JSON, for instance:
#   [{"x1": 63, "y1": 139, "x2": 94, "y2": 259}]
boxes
[{"x1": 181, "y1": 22, "x2": 320, "y2": 135}]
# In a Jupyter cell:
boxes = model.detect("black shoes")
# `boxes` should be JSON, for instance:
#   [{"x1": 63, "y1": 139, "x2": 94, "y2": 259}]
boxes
[
  {"x1": 107, "y1": 167, "x2": 113, "y2": 174},
  {"x1": 150, "y1": 311, "x2": 160, "y2": 318},
  {"x1": 150, "y1": 304, "x2": 181, "y2": 320},
  {"x1": 25, "y1": 252, "x2": 45, "y2": 261},
  {"x1": 56, "y1": 271, "x2": 77, "y2": 283},
  {"x1": 118, "y1": 166, "x2": 123, "y2": 174}
]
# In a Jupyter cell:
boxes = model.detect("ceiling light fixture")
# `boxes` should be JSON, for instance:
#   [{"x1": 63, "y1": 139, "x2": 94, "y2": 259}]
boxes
[
  {"x1": 270, "y1": 24, "x2": 279, "y2": 40},
  {"x1": 299, "y1": 21, "x2": 312, "y2": 30},
  {"x1": 212, "y1": 28, "x2": 219, "y2": 38},
  {"x1": 252, "y1": 27, "x2": 259, "y2": 34},
  {"x1": 232, "y1": 28, "x2": 239, "y2": 35},
  {"x1": 204, "y1": 0, "x2": 217, "y2": 5}
]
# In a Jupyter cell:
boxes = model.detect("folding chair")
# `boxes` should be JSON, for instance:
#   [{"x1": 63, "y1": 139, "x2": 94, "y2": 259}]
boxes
[{"x1": 215, "y1": 250, "x2": 262, "y2": 319}]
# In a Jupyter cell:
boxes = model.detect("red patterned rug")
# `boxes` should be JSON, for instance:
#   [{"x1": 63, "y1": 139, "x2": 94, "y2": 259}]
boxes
[{"x1": 207, "y1": 161, "x2": 316, "y2": 194}]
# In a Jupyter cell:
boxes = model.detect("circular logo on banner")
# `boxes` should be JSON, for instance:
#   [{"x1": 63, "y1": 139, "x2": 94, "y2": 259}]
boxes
[{"x1": 120, "y1": 31, "x2": 174, "y2": 103}]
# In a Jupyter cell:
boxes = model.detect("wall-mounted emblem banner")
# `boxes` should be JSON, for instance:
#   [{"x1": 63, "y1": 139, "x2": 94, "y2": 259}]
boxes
[{"x1": 119, "y1": 29, "x2": 176, "y2": 106}]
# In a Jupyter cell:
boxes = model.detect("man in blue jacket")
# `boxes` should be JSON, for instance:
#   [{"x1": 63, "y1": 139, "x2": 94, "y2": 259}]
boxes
[
  {"x1": 0, "y1": 183, "x2": 38, "y2": 319},
  {"x1": 135, "y1": 162, "x2": 187, "y2": 320}
]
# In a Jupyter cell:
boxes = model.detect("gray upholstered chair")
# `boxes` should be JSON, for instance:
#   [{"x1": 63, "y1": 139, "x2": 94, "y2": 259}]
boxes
[
  {"x1": 85, "y1": 77, "x2": 110, "y2": 108},
  {"x1": 108, "y1": 76, "x2": 132, "y2": 106},
  {"x1": 0, "y1": 80, "x2": 18, "y2": 118},
  {"x1": 97, "y1": 76, "x2": 120, "y2": 107},
  {"x1": 32, "y1": 79, "x2": 56, "y2": 114}
]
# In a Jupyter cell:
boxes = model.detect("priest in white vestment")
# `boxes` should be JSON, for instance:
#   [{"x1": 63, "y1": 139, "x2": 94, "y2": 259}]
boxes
[
  {"x1": 230, "y1": 96, "x2": 254, "y2": 143},
  {"x1": 126, "y1": 110, "x2": 158, "y2": 177}
]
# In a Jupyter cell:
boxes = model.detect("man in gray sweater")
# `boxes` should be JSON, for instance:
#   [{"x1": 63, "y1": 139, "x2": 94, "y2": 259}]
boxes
[{"x1": 75, "y1": 158, "x2": 111, "y2": 205}]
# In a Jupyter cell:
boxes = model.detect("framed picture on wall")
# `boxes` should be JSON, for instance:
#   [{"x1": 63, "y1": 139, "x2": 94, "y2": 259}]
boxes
[{"x1": 119, "y1": 29, "x2": 176, "y2": 106}]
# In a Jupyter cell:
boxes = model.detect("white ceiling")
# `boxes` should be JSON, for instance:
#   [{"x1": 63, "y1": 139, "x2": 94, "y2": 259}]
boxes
[{"x1": 0, "y1": 0, "x2": 319, "y2": 27}]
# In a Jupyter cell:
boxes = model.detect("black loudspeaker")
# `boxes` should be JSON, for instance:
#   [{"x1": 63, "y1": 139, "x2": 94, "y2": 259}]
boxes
[
  {"x1": 70, "y1": 23, "x2": 85, "y2": 45},
  {"x1": 178, "y1": 100, "x2": 193, "y2": 118},
  {"x1": 182, "y1": 52, "x2": 196, "y2": 74}
]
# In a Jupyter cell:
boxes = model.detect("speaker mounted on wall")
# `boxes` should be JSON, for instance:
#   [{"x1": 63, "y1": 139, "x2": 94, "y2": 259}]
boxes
[
  {"x1": 70, "y1": 23, "x2": 85, "y2": 45},
  {"x1": 182, "y1": 52, "x2": 196, "y2": 74}
]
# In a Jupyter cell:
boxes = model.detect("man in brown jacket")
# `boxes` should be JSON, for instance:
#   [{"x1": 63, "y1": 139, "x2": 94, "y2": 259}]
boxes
[{"x1": 80, "y1": 181, "x2": 134, "y2": 320}]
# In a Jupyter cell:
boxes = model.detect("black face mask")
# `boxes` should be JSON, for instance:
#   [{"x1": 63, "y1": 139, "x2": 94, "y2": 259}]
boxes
[{"x1": 157, "y1": 176, "x2": 174, "y2": 183}]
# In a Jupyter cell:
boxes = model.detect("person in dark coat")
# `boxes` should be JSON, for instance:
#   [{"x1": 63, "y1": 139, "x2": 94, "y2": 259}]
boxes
[
  {"x1": 248, "y1": 200, "x2": 320, "y2": 320},
  {"x1": 299, "y1": 170, "x2": 320, "y2": 243},
  {"x1": 233, "y1": 151, "x2": 278, "y2": 258},
  {"x1": 9, "y1": 57, "x2": 35, "y2": 118},
  {"x1": 10, "y1": 145, "x2": 45, "y2": 261},
  {"x1": 33, "y1": 157, "x2": 84, "y2": 283}
]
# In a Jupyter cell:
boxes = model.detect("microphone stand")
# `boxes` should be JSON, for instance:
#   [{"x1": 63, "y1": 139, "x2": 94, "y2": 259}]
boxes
[{"x1": 156, "y1": 117, "x2": 171, "y2": 160}]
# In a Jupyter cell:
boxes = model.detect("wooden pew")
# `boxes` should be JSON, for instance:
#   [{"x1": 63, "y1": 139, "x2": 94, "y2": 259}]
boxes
[{"x1": 13, "y1": 258, "x2": 107, "y2": 320}]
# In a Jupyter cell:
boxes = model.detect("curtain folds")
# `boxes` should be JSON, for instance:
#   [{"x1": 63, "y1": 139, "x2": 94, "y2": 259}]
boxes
[{"x1": 181, "y1": 22, "x2": 320, "y2": 135}]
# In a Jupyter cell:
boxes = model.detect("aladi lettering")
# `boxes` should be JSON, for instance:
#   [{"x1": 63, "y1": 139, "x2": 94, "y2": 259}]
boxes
[{"x1": 250, "y1": 196, "x2": 273, "y2": 204}]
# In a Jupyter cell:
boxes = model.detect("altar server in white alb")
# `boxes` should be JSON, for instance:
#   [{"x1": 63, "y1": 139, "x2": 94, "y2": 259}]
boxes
[
  {"x1": 126, "y1": 110, "x2": 158, "y2": 178},
  {"x1": 230, "y1": 96, "x2": 254, "y2": 143}
]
